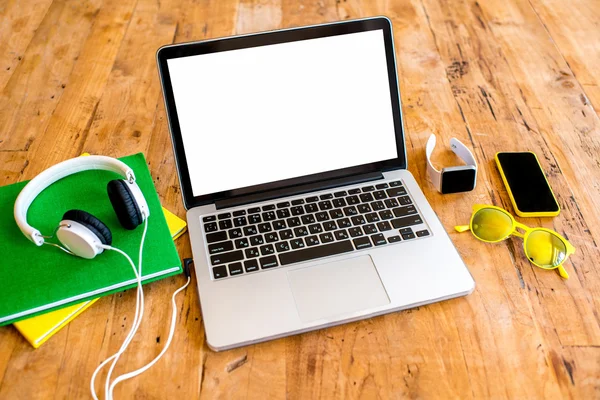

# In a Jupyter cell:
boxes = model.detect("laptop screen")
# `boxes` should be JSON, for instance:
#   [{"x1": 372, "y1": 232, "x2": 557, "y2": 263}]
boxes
[{"x1": 166, "y1": 29, "x2": 399, "y2": 198}]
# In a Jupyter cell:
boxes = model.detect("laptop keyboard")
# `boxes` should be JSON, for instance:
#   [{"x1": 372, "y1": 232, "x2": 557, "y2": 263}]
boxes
[{"x1": 202, "y1": 180, "x2": 431, "y2": 280}]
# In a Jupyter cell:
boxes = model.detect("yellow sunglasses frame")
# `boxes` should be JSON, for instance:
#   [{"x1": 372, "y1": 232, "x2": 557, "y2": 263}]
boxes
[{"x1": 455, "y1": 204, "x2": 575, "y2": 279}]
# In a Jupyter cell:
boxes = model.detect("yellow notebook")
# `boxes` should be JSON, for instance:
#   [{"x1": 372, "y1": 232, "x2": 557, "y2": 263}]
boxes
[{"x1": 13, "y1": 206, "x2": 187, "y2": 348}]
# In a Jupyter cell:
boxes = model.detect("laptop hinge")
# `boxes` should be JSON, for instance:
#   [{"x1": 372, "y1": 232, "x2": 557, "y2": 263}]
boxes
[{"x1": 215, "y1": 172, "x2": 384, "y2": 210}]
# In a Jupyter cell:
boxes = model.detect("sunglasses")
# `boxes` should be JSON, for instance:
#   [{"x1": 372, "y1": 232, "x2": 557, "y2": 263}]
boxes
[{"x1": 455, "y1": 205, "x2": 575, "y2": 279}]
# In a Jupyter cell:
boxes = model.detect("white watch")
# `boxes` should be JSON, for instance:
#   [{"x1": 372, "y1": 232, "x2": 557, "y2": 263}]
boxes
[{"x1": 426, "y1": 134, "x2": 477, "y2": 194}]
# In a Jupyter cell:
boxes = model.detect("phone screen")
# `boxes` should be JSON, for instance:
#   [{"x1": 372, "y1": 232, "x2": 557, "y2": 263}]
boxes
[{"x1": 496, "y1": 152, "x2": 559, "y2": 213}]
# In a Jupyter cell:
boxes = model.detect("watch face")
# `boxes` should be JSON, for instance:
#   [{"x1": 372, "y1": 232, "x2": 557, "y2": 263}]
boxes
[{"x1": 441, "y1": 168, "x2": 476, "y2": 194}]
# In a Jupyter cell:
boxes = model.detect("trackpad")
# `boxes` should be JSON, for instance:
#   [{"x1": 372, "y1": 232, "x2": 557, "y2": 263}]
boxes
[{"x1": 287, "y1": 255, "x2": 390, "y2": 323}]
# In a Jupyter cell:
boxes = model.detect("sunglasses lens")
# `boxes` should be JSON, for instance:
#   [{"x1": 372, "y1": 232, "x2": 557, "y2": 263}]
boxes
[
  {"x1": 525, "y1": 230, "x2": 568, "y2": 268},
  {"x1": 471, "y1": 208, "x2": 513, "y2": 242}
]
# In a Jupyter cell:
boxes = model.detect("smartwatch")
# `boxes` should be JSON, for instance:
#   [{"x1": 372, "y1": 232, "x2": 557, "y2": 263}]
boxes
[{"x1": 426, "y1": 134, "x2": 477, "y2": 194}]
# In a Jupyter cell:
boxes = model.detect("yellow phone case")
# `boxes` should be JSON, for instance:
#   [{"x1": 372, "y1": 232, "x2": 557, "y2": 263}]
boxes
[{"x1": 494, "y1": 152, "x2": 560, "y2": 218}]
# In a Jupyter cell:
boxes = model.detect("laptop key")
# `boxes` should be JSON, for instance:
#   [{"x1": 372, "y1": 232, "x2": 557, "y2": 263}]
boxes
[
  {"x1": 385, "y1": 198, "x2": 399, "y2": 208},
  {"x1": 323, "y1": 221, "x2": 337, "y2": 231},
  {"x1": 265, "y1": 232, "x2": 279, "y2": 243},
  {"x1": 371, "y1": 201, "x2": 385, "y2": 211},
  {"x1": 219, "y1": 220, "x2": 232, "y2": 230},
  {"x1": 416, "y1": 230, "x2": 430, "y2": 237},
  {"x1": 389, "y1": 181, "x2": 402, "y2": 187},
  {"x1": 206, "y1": 231, "x2": 227, "y2": 243},
  {"x1": 388, "y1": 235, "x2": 401, "y2": 243},
  {"x1": 329, "y1": 209, "x2": 344, "y2": 219},
  {"x1": 353, "y1": 236, "x2": 372, "y2": 250},
  {"x1": 291, "y1": 206, "x2": 304, "y2": 216},
  {"x1": 306, "y1": 196, "x2": 319, "y2": 203},
  {"x1": 277, "y1": 201, "x2": 290, "y2": 208},
  {"x1": 245, "y1": 248, "x2": 259, "y2": 258},
  {"x1": 301, "y1": 215, "x2": 316, "y2": 224},
  {"x1": 332, "y1": 198, "x2": 346, "y2": 208},
  {"x1": 276, "y1": 209, "x2": 290, "y2": 219},
  {"x1": 357, "y1": 204, "x2": 372, "y2": 214},
  {"x1": 373, "y1": 190, "x2": 387, "y2": 200},
  {"x1": 359, "y1": 193, "x2": 374, "y2": 203},
  {"x1": 371, "y1": 234, "x2": 387, "y2": 246},
  {"x1": 343, "y1": 206, "x2": 358, "y2": 216},
  {"x1": 250, "y1": 235, "x2": 264, "y2": 246},
  {"x1": 260, "y1": 255, "x2": 278, "y2": 269},
  {"x1": 212, "y1": 266, "x2": 228, "y2": 279},
  {"x1": 306, "y1": 235, "x2": 320, "y2": 246},
  {"x1": 262, "y1": 211, "x2": 276, "y2": 221},
  {"x1": 402, "y1": 232, "x2": 416, "y2": 240},
  {"x1": 376, "y1": 183, "x2": 389, "y2": 189},
  {"x1": 249, "y1": 214, "x2": 261, "y2": 224},
  {"x1": 262, "y1": 205, "x2": 275, "y2": 211},
  {"x1": 233, "y1": 216, "x2": 247, "y2": 227},
  {"x1": 210, "y1": 250, "x2": 244, "y2": 266},
  {"x1": 349, "y1": 227, "x2": 363, "y2": 237},
  {"x1": 318, "y1": 200, "x2": 332, "y2": 210},
  {"x1": 233, "y1": 210, "x2": 246, "y2": 216},
  {"x1": 272, "y1": 220, "x2": 286, "y2": 230},
  {"x1": 279, "y1": 240, "x2": 354, "y2": 266},
  {"x1": 290, "y1": 238, "x2": 305, "y2": 249},
  {"x1": 399, "y1": 227, "x2": 414, "y2": 235},
  {"x1": 334, "y1": 191, "x2": 347, "y2": 198},
  {"x1": 248, "y1": 207, "x2": 261, "y2": 214},
  {"x1": 365, "y1": 213, "x2": 380, "y2": 223},
  {"x1": 348, "y1": 188, "x2": 361, "y2": 195},
  {"x1": 228, "y1": 263, "x2": 243, "y2": 276},
  {"x1": 291, "y1": 199, "x2": 305, "y2": 205},
  {"x1": 334, "y1": 229, "x2": 349, "y2": 240},
  {"x1": 244, "y1": 259, "x2": 259, "y2": 272},
  {"x1": 351, "y1": 215, "x2": 366, "y2": 225},
  {"x1": 379, "y1": 210, "x2": 394, "y2": 220},
  {"x1": 320, "y1": 232, "x2": 334, "y2": 243},
  {"x1": 208, "y1": 241, "x2": 233, "y2": 254},
  {"x1": 319, "y1": 193, "x2": 333, "y2": 200},
  {"x1": 337, "y1": 218, "x2": 351, "y2": 229},
  {"x1": 377, "y1": 221, "x2": 392, "y2": 231},
  {"x1": 363, "y1": 224, "x2": 377, "y2": 234},
  {"x1": 280, "y1": 229, "x2": 293, "y2": 240},
  {"x1": 286, "y1": 217, "x2": 301, "y2": 227},
  {"x1": 391, "y1": 215, "x2": 423, "y2": 229},
  {"x1": 387, "y1": 187, "x2": 407, "y2": 197},
  {"x1": 260, "y1": 244, "x2": 275, "y2": 255},
  {"x1": 294, "y1": 227, "x2": 309, "y2": 237},
  {"x1": 305, "y1": 203, "x2": 318, "y2": 213},
  {"x1": 258, "y1": 223, "x2": 272, "y2": 233},
  {"x1": 243, "y1": 225, "x2": 258, "y2": 236},
  {"x1": 275, "y1": 241, "x2": 290, "y2": 252},
  {"x1": 203, "y1": 215, "x2": 216, "y2": 222},
  {"x1": 218, "y1": 213, "x2": 231, "y2": 220},
  {"x1": 362, "y1": 186, "x2": 375, "y2": 192},
  {"x1": 393, "y1": 205, "x2": 417, "y2": 217},
  {"x1": 398, "y1": 196, "x2": 412, "y2": 206},
  {"x1": 315, "y1": 212, "x2": 329, "y2": 221},
  {"x1": 308, "y1": 223, "x2": 323, "y2": 234},
  {"x1": 228, "y1": 228, "x2": 242, "y2": 239},
  {"x1": 204, "y1": 222, "x2": 217, "y2": 232},
  {"x1": 346, "y1": 195, "x2": 359, "y2": 205}
]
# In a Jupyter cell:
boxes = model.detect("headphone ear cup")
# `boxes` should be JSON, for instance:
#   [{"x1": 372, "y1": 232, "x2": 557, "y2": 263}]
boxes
[
  {"x1": 107, "y1": 180, "x2": 142, "y2": 230},
  {"x1": 62, "y1": 209, "x2": 113, "y2": 245}
]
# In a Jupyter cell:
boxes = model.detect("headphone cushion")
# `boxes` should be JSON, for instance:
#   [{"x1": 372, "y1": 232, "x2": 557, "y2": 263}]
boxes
[
  {"x1": 107, "y1": 179, "x2": 142, "y2": 230},
  {"x1": 62, "y1": 209, "x2": 113, "y2": 245}
]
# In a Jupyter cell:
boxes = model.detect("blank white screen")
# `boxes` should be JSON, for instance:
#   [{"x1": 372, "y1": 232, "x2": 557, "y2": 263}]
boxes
[{"x1": 167, "y1": 29, "x2": 398, "y2": 197}]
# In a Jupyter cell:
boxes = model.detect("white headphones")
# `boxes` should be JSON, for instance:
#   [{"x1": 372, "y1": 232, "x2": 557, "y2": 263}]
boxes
[
  {"x1": 14, "y1": 155, "x2": 150, "y2": 258},
  {"x1": 426, "y1": 134, "x2": 477, "y2": 194}
]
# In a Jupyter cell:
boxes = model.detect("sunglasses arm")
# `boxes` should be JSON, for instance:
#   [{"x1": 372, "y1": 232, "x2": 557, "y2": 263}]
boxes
[{"x1": 454, "y1": 225, "x2": 470, "y2": 233}]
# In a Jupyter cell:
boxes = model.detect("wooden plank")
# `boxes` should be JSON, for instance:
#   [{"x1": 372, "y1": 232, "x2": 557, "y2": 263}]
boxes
[
  {"x1": 528, "y1": 0, "x2": 600, "y2": 111},
  {"x1": 0, "y1": 0, "x2": 54, "y2": 92}
]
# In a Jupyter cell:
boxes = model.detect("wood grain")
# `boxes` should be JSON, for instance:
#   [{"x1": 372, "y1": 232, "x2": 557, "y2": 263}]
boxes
[{"x1": 1, "y1": 0, "x2": 599, "y2": 398}]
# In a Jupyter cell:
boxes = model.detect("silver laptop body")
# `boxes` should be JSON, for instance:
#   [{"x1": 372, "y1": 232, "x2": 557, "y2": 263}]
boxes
[{"x1": 157, "y1": 17, "x2": 474, "y2": 351}]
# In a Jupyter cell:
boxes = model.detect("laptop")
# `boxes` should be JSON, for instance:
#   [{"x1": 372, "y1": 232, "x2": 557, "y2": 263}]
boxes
[{"x1": 156, "y1": 17, "x2": 474, "y2": 351}]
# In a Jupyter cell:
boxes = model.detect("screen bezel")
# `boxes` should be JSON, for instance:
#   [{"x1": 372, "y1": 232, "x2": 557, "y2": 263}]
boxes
[{"x1": 156, "y1": 17, "x2": 407, "y2": 209}]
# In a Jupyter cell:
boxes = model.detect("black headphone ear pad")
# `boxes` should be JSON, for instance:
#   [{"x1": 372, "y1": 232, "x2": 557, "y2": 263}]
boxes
[
  {"x1": 107, "y1": 179, "x2": 142, "y2": 230},
  {"x1": 62, "y1": 209, "x2": 113, "y2": 245}
]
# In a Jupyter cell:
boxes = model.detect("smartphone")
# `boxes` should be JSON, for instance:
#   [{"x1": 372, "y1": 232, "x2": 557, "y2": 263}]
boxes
[{"x1": 495, "y1": 152, "x2": 560, "y2": 217}]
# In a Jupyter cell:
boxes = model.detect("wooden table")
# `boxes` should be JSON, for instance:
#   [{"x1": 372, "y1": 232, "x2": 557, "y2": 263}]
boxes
[{"x1": 1, "y1": 0, "x2": 599, "y2": 398}]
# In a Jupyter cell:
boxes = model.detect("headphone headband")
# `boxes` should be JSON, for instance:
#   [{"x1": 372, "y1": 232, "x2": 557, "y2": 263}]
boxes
[{"x1": 14, "y1": 155, "x2": 135, "y2": 245}]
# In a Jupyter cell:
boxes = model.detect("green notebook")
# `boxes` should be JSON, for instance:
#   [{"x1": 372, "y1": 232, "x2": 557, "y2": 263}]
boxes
[{"x1": 0, "y1": 153, "x2": 182, "y2": 326}]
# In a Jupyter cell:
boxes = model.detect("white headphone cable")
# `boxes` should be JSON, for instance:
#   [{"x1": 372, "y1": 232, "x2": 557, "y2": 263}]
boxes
[
  {"x1": 107, "y1": 275, "x2": 190, "y2": 399},
  {"x1": 90, "y1": 216, "x2": 148, "y2": 400}
]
